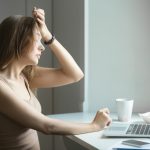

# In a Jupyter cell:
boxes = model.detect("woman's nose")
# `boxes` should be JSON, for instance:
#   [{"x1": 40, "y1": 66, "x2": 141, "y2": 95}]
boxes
[{"x1": 39, "y1": 43, "x2": 45, "y2": 52}]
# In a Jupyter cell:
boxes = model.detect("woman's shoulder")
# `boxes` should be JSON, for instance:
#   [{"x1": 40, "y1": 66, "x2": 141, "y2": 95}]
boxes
[
  {"x1": 0, "y1": 74, "x2": 14, "y2": 99},
  {"x1": 0, "y1": 77, "x2": 11, "y2": 95}
]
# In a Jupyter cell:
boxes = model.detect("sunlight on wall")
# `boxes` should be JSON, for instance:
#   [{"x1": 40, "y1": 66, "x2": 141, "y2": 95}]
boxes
[{"x1": 84, "y1": 0, "x2": 150, "y2": 113}]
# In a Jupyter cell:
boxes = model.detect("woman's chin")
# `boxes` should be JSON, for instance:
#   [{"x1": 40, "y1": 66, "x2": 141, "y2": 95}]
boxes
[
  {"x1": 28, "y1": 60, "x2": 39, "y2": 66},
  {"x1": 34, "y1": 61, "x2": 39, "y2": 65}
]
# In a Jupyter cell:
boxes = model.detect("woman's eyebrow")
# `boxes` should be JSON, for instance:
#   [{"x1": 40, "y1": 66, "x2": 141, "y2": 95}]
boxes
[{"x1": 35, "y1": 32, "x2": 42, "y2": 39}]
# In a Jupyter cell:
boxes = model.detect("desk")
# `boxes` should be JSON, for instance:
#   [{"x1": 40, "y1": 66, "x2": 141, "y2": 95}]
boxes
[{"x1": 48, "y1": 112, "x2": 149, "y2": 150}]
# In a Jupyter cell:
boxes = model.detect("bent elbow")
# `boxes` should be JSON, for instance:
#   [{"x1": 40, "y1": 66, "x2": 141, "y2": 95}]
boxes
[{"x1": 74, "y1": 72, "x2": 84, "y2": 82}]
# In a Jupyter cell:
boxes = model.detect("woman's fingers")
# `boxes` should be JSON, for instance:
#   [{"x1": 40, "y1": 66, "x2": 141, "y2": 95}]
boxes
[
  {"x1": 32, "y1": 7, "x2": 52, "y2": 42},
  {"x1": 32, "y1": 7, "x2": 45, "y2": 27},
  {"x1": 98, "y1": 108, "x2": 110, "y2": 114},
  {"x1": 36, "y1": 12, "x2": 45, "y2": 22},
  {"x1": 36, "y1": 18, "x2": 43, "y2": 25},
  {"x1": 36, "y1": 8, "x2": 45, "y2": 16},
  {"x1": 33, "y1": 7, "x2": 45, "y2": 17},
  {"x1": 93, "y1": 108, "x2": 112, "y2": 130}
]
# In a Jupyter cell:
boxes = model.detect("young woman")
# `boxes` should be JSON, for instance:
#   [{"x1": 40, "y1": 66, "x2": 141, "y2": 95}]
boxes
[{"x1": 0, "y1": 7, "x2": 111, "y2": 149}]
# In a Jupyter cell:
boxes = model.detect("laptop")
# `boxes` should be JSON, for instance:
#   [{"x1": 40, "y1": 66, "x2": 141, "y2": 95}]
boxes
[{"x1": 103, "y1": 122, "x2": 150, "y2": 137}]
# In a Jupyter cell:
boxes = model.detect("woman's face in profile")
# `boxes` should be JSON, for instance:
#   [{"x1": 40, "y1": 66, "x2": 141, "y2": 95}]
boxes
[{"x1": 21, "y1": 27, "x2": 45, "y2": 66}]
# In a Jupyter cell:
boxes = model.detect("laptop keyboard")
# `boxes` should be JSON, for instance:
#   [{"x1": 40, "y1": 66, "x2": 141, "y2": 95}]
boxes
[{"x1": 126, "y1": 123, "x2": 150, "y2": 135}]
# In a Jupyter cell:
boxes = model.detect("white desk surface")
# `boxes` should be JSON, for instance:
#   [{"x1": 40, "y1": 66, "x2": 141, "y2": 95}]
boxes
[{"x1": 48, "y1": 112, "x2": 150, "y2": 150}]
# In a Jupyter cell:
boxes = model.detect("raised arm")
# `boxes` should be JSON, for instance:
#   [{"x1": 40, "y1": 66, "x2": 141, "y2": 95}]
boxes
[{"x1": 29, "y1": 8, "x2": 84, "y2": 89}]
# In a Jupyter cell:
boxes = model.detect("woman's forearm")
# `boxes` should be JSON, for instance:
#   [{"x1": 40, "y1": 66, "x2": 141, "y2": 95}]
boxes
[
  {"x1": 48, "y1": 39, "x2": 84, "y2": 82},
  {"x1": 44, "y1": 117, "x2": 97, "y2": 135}
]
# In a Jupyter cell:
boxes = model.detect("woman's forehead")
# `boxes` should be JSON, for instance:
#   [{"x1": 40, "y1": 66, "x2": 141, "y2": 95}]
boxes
[{"x1": 34, "y1": 27, "x2": 41, "y2": 39}]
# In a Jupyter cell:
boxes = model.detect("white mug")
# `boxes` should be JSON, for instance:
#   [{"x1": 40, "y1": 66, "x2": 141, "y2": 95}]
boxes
[{"x1": 116, "y1": 98, "x2": 134, "y2": 122}]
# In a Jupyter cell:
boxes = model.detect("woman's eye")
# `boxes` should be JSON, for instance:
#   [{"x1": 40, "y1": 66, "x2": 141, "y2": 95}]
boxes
[{"x1": 34, "y1": 39, "x2": 40, "y2": 43}]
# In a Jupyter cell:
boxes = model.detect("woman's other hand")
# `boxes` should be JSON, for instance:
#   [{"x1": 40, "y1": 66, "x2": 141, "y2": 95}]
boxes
[
  {"x1": 32, "y1": 7, "x2": 52, "y2": 42},
  {"x1": 92, "y1": 108, "x2": 112, "y2": 131}
]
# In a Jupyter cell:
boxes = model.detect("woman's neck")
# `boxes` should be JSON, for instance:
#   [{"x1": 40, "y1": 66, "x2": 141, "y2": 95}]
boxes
[{"x1": 0, "y1": 61, "x2": 26, "y2": 80}]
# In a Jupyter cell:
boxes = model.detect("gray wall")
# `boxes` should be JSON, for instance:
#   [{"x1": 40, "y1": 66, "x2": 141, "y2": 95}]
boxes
[
  {"x1": 85, "y1": 0, "x2": 150, "y2": 113},
  {"x1": 0, "y1": 0, "x2": 26, "y2": 21},
  {"x1": 52, "y1": 0, "x2": 84, "y2": 114}
]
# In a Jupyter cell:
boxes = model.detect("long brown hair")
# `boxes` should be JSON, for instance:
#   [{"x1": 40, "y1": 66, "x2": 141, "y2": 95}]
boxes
[{"x1": 0, "y1": 15, "x2": 36, "y2": 81}]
